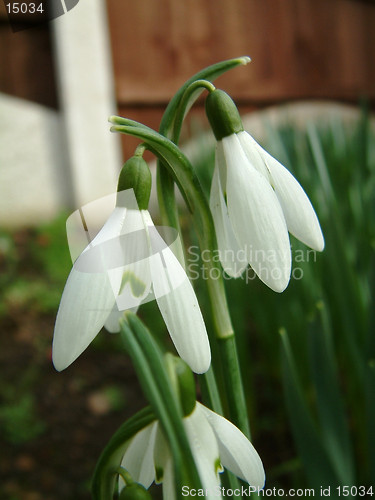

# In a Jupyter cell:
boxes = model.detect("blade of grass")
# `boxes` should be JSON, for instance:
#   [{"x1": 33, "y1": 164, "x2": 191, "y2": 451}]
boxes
[
  {"x1": 308, "y1": 302, "x2": 355, "y2": 485},
  {"x1": 280, "y1": 328, "x2": 340, "y2": 491}
]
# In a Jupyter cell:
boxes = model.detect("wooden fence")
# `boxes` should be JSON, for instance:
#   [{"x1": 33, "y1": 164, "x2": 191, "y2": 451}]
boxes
[
  {"x1": 1, "y1": 0, "x2": 375, "y2": 218},
  {"x1": 106, "y1": 0, "x2": 375, "y2": 156}
]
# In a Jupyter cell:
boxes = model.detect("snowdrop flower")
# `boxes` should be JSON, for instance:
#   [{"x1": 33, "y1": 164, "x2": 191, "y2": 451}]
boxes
[
  {"x1": 52, "y1": 156, "x2": 210, "y2": 374},
  {"x1": 118, "y1": 402, "x2": 265, "y2": 499},
  {"x1": 205, "y1": 90, "x2": 324, "y2": 292}
]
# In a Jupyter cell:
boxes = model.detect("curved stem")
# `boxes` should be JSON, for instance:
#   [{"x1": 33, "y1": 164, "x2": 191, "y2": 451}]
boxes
[
  {"x1": 111, "y1": 121, "x2": 233, "y2": 339},
  {"x1": 157, "y1": 57, "x2": 250, "y2": 256},
  {"x1": 111, "y1": 122, "x2": 251, "y2": 437},
  {"x1": 172, "y1": 79, "x2": 216, "y2": 143}
]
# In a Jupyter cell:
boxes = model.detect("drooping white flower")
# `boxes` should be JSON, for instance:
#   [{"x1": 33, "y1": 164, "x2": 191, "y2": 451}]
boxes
[
  {"x1": 53, "y1": 162, "x2": 211, "y2": 374},
  {"x1": 206, "y1": 89, "x2": 324, "y2": 292},
  {"x1": 119, "y1": 402, "x2": 265, "y2": 499}
]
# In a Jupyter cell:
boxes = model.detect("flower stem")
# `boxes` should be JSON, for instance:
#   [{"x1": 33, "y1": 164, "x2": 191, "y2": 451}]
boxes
[
  {"x1": 219, "y1": 335, "x2": 251, "y2": 439},
  {"x1": 172, "y1": 79, "x2": 216, "y2": 142},
  {"x1": 111, "y1": 121, "x2": 251, "y2": 437},
  {"x1": 199, "y1": 366, "x2": 223, "y2": 415}
]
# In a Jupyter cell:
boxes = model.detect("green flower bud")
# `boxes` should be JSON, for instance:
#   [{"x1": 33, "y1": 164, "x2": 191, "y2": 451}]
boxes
[
  {"x1": 119, "y1": 483, "x2": 152, "y2": 500},
  {"x1": 165, "y1": 353, "x2": 196, "y2": 417},
  {"x1": 117, "y1": 155, "x2": 152, "y2": 210},
  {"x1": 205, "y1": 89, "x2": 244, "y2": 141}
]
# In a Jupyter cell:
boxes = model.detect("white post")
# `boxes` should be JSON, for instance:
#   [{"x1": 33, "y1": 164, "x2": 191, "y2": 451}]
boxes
[{"x1": 52, "y1": 0, "x2": 122, "y2": 207}]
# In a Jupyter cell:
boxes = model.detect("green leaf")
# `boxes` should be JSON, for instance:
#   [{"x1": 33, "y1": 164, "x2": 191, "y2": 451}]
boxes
[
  {"x1": 307, "y1": 302, "x2": 355, "y2": 485},
  {"x1": 280, "y1": 329, "x2": 340, "y2": 491},
  {"x1": 120, "y1": 313, "x2": 202, "y2": 496}
]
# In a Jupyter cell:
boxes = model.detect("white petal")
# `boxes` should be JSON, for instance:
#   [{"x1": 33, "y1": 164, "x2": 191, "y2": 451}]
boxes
[
  {"x1": 144, "y1": 212, "x2": 211, "y2": 374},
  {"x1": 162, "y1": 459, "x2": 176, "y2": 500},
  {"x1": 259, "y1": 149, "x2": 324, "y2": 251},
  {"x1": 184, "y1": 405, "x2": 222, "y2": 497},
  {"x1": 115, "y1": 209, "x2": 152, "y2": 311},
  {"x1": 103, "y1": 305, "x2": 124, "y2": 333},
  {"x1": 236, "y1": 131, "x2": 271, "y2": 181},
  {"x1": 85, "y1": 206, "x2": 128, "y2": 248},
  {"x1": 120, "y1": 421, "x2": 158, "y2": 490},
  {"x1": 52, "y1": 208, "x2": 127, "y2": 371},
  {"x1": 210, "y1": 165, "x2": 248, "y2": 278},
  {"x1": 198, "y1": 403, "x2": 265, "y2": 488},
  {"x1": 223, "y1": 134, "x2": 291, "y2": 292},
  {"x1": 239, "y1": 131, "x2": 324, "y2": 251},
  {"x1": 153, "y1": 423, "x2": 170, "y2": 484}
]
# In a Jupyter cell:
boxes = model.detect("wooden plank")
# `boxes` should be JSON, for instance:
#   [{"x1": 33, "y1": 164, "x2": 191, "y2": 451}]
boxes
[
  {"x1": 107, "y1": 0, "x2": 375, "y2": 105},
  {"x1": 0, "y1": 19, "x2": 57, "y2": 108}
]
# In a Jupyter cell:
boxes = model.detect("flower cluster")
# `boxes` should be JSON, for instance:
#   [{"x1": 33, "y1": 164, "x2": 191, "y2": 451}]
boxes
[{"x1": 52, "y1": 63, "x2": 324, "y2": 500}]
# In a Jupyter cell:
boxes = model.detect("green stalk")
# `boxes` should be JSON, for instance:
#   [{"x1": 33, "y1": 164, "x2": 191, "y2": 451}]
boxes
[
  {"x1": 120, "y1": 313, "x2": 202, "y2": 494},
  {"x1": 156, "y1": 60, "x2": 251, "y2": 440},
  {"x1": 120, "y1": 319, "x2": 185, "y2": 494},
  {"x1": 219, "y1": 336, "x2": 251, "y2": 439},
  {"x1": 111, "y1": 119, "x2": 251, "y2": 438},
  {"x1": 199, "y1": 366, "x2": 223, "y2": 415},
  {"x1": 157, "y1": 57, "x2": 250, "y2": 253}
]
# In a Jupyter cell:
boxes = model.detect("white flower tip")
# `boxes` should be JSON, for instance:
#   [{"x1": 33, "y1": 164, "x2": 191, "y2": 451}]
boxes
[
  {"x1": 52, "y1": 330, "x2": 86, "y2": 371},
  {"x1": 186, "y1": 349, "x2": 211, "y2": 375},
  {"x1": 52, "y1": 349, "x2": 70, "y2": 372},
  {"x1": 294, "y1": 215, "x2": 325, "y2": 252},
  {"x1": 269, "y1": 277, "x2": 289, "y2": 293},
  {"x1": 255, "y1": 262, "x2": 291, "y2": 293},
  {"x1": 52, "y1": 359, "x2": 64, "y2": 373},
  {"x1": 312, "y1": 230, "x2": 325, "y2": 252}
]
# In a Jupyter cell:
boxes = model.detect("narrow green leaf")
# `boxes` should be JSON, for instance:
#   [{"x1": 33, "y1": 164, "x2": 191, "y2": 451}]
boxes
[
  {"x1": 308, "y1": 302, "x2": 355, "y2": 485},
  {"x1": 91, "y1": 407, "x2": 156, "y2": 500},
  {"x1": 308, "y1": 122, "x2": 366, "y2": 384},
  {"x1": 120, "y1": 318, "x2": 185, "y2": 498},
  {"x1": 120, "y1": 313, "x2": 202, "y2": 495},
  {"x1": 280, "y1": 329, "x2": 340, "y2": 490}
]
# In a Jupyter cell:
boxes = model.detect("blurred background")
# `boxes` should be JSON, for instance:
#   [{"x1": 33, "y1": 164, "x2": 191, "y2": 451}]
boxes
[{"x1": 0, "y1": 0, "x2": 374, "y2": 498}]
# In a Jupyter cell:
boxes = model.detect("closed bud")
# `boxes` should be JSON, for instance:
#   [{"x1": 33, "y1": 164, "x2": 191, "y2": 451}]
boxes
[
  {"x1": 117, "y1": 155, "x2": 152, "y2": 210},
  {"x1": 205, "y1": 89, "x2": 244, "y2": 141},
  {"x1": 165, "y1": 353, "x2": 196, "y2": 417}
]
